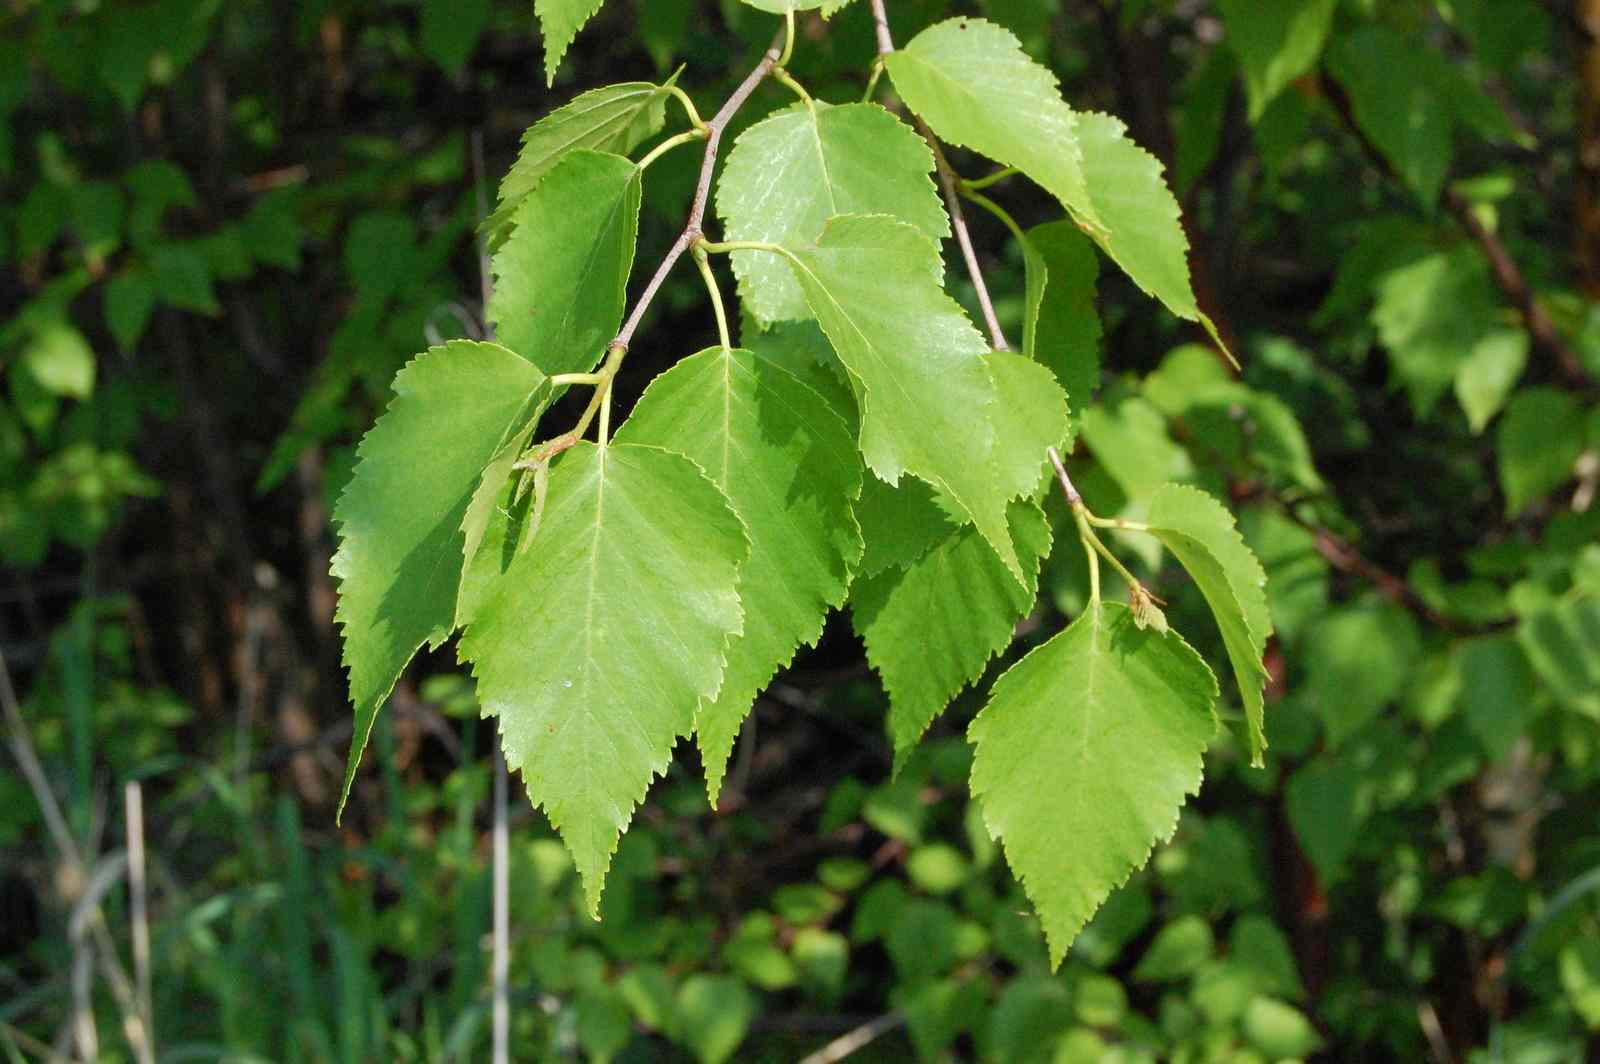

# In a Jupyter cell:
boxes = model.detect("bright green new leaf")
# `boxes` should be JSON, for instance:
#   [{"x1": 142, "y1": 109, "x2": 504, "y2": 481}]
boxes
[
  {"x1": 1022, "y1": 220, "x2": 1100, "y2": 418},
  {"x1": 485, "y1": 81, "x2": 670, "y2": 243},
  {"x1": 1497, "y1": 387, "x2": 1586, "y2": 515},
  {"x1": 489, "y1": 150, "x2": 641, "y2": 377},
  {"x1": 716, "y1": 102, "x2": 946, "y2": 322},
  {"x1": 854, "y1": 501, "x2": 1050, "y2": 768},
  {"x1": 1074, "y1": 112, "x2": 1221, "y2": 349},
  {"x1": 23, "y1": 323, "x2": 95, "y2": 399},
  {"x1": 331, "y1": 341, "x2": 547, "y2": 817},
  {"x1": 1146, "y1": 484, "x2": 1273, "y2": 765},
  {"x1": 457, "y1": 443, "x2": 748, "y2": 912},
  {"x1": 536, "y1": 0, "x2": 606, "y2": 86},
  {"x1": 885, "y1": 18, "x2": 1097, "y2": 229},
  {"x1": 617, "y1": 348, "x2": 864, "y2": 805},
  {"x1": 968, "y1": 602, "x2": 1218, "y2": 966},
  {"x1": 1217, "y1": 0, "x2": 1336, "y2": 121},
  {"x1": 1455, "y1": 330, "x2": 1528, "y2": 434},
  {"x1": 782, "y1": 214, "x2": 1063, "y2": 583}
]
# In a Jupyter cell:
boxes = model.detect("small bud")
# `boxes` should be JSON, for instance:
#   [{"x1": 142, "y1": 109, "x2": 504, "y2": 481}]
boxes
[{"x1": 1131, "y1": 585, "x2": 1169, "y2": 634}]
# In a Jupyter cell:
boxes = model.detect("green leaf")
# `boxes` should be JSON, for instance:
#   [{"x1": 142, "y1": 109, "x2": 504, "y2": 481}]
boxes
[
  {"x1": 103, "y1": 269, "x2": 157, "y2": 352},
  {"x1": 1326, "y1": 26, "x2": 1452, "y2": 206},
  {"x1": 1285, "y1": 755, "x2": 1363, "y2": 882},
  {"x1": 22, "y1": 323, "x2": 95, "y2": 399},
  {"x1": 1457, "y1": 633, "x2": 1537, "y2": 759},
  {"x1": 853, "y1": 474, "x2": 955, "y2": 578},
  {"x1": 1021, "y1": 220, "x2": 1100, "y2": 417},
  {"x1": 737, "y1": 0, "x2": 853, "y2": 15},
  {"x1": 535, "y1": 0, "x2": 605, "y2": 86},
  {"x1": 1455, "y1": 330, "x2": 1528, "y2": 434},
  {"x1": 717, "y1": 102, "x2": 947, "y2": 323},
  {"x1": 1497, "y1": 387, "x2": 1586, "y2": 515},
  {"x1": 419, "y1": 0, "x2": 489, "y2": 73},
  {"x1": 675, "y1": 974, "x2": 756, "y2": 1064},
  {"x1": 885, "y1": 18, "x2": 1098, "y2": 230},
  {"x1": 488, "y1": 150, "x2": 642, "y2": 377},
  {"x1": 616, "y1": 348, "x2": 864, "y2": 805},
  {"x1": 1146, "y1": 484, "x2": 1273, "y2": 765},
  {"x1": 1078, "y1": 393, "x2": 1192, "y2": 501},
  {"x1": 331, "y1": 341, "x2": 547, "y2": 817},
  {"x1": 1132, "y1": 914, "x2": 1213, "y2": 982},
  {"x1": 1242, "y1": 998, "x2": 1324, "y2": 1059},
  {"x1": 1514, "y1": 588, "x2": 1600, "y2": 719},
  {"x1": 1373, "y1": 248, "x2": 1499, "y2": 415},
  {"x1": 781, "y1": 215, "x2": 1066, "y2": 583},
  {"x1": 485, "y1": 81, "x2": 670, "y2": 244},
  {"x1": 1300, "y1": 602, "x2": 1419, "y2": 747},
  {"x1": 457, "y1": 443, "x2": 748, "y2": 912},
  {"x1": 1217, "y1": 0, "x2": 1336, "y2": 121},
  {"x1": 968, "y1": 602, "x2": 1218, "y2": 966},
  {"x1": 854, "y1": 500, "x2": 1050, "y2": 768},
  {"x1": 1074, "y1": 112, "x2": 1220, "y2": 346}
]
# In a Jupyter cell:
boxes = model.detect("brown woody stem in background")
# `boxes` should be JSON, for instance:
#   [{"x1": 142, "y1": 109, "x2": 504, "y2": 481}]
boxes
[
  {"x1": 867, "y1": 0, "x2": 1011, "y2": 352},
  {"x1": 1321, "y1": 73, "x2": 1594, "y2": 392}
]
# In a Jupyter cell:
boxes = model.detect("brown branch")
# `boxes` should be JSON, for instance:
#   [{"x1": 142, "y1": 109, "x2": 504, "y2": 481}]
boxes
[
  {"x1": 610, "y1": 35, "x2": 785, "y2": 354},
  {"x1": 1275, "y1": 503, "x2": 1511, "y2": 637},
  {"x1": 867, "y1": 0, "x2": 1010, "y2": 351},
  {"x1": 1445, "y1": 187, "x2": 1594, "y2": 390},
  {"x1": 1321, "y1": 74, "x2": 1595, "y2": 392}
]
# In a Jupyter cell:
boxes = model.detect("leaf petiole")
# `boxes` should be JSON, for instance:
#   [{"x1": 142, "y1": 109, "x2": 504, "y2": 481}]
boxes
[
  {"x1": 779, "y1": 8, "x2": 797, "y2": 68},
  {"x1": 692, "y1": 241, "x2": 734, "y2": 352},
  {"x1": 663, "y1": 84, "x2": 706, "y2": 132},
  {"x1": 961, "y1": 166, "x2": 1019, "y2": 192},
  {"x1": 773, "y1": 66, "x2": 814, "y2": 110},
  {"x1": 636, "y1": 128, "x2": 707, "y2": 172}
]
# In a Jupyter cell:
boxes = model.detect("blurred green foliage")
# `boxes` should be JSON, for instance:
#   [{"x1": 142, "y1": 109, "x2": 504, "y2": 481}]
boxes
[{"x1": 2, "y1": 0, "x2": 1599, "y2": 1062}]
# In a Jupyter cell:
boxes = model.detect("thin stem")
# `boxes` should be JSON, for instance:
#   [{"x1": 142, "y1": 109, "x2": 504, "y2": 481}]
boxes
[
  {"x1": 868, "y1": 0, "x2": 895, "y2": 55},
  {"x1": 1085, "y1": 512, "x2": 1149, "y2": 533},
  {"x1": 1074, "y1": 507, "x2": 1101, "y2": 606},
  {"x1": 1084, "y1": 522, "x2": 1146, "y2": 593},
  {"x1": 780, "y1": 8, "x2": 797, "y2": 68},
  {"x1": 867, "y1": 0, "x2": 1009, "y2": 351},
  {"x1": 610, "y1": 33, "x2": 785, "y2": 355},
  {"x1": 124, "y1": 782, "x2": 152, "y2": 1062},
  {"x1": 636, "y1": 128, "x2": 707, "y2": 172},
  {"x1": 664, "y1": 84, "x2": 706, "y2": 131},
  {"x1": 773, "y1": 66, "x2": 814, "y2": 109},
  {"x1": 962, "y1": 166, "x2": 1019, "y2": 191},
  {"x1": 1046, "y1": 446, "x2": 1082, "y2": 506},
  {"x1": 550, "y1": 371, "x2": 605, "y2": 386},
  {"x1": 862, "y1": 59, "x2": 885, "y2": 102},
  {"x1": 491, "y1": 749, "x2": 508, "y2": 1064},
  {"x1": 699, "y1": 238, "x2": 784, "y2": 255},
  {"x1": 597, "y1": 380, "x2": 614, "y2": 445},
  {"x1": 962, "y1": 187, "x2": 1026, "y2": 243},
  {"x1": 694, "y1": 243, "x2": 734, "y2": 352}
]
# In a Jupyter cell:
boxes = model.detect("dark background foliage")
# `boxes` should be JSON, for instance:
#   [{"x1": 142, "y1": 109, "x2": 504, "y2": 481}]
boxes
[{"x1": 3, "y1": 0, "x2": 1599, "y2": 1060}]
